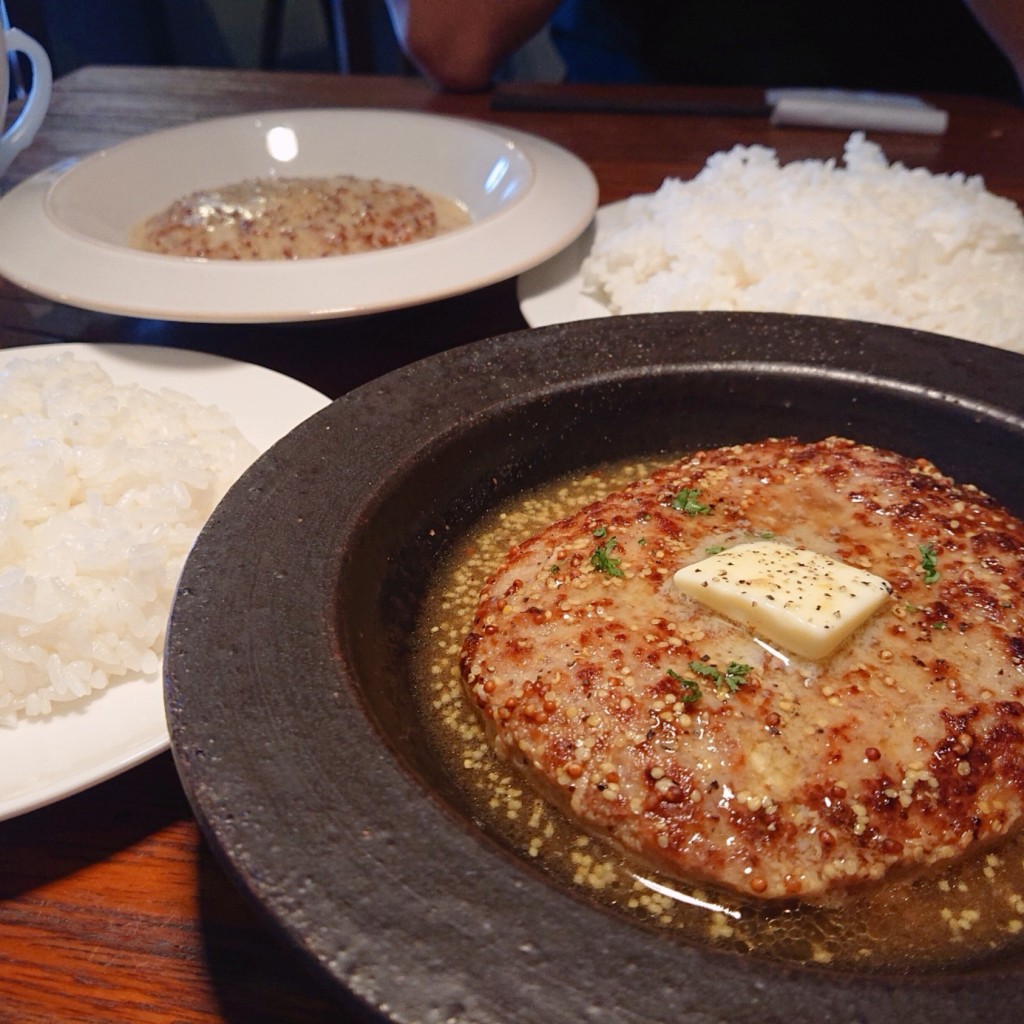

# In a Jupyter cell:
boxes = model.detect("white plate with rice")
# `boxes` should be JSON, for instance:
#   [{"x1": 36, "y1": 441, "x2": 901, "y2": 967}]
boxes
[
  {"x1": 0, "y1": 109, "x2": 597, "y2": 323},
  {"x1": 0, "y1": 343, "x2": 330, "y2": 822},
  {"x1": 518, "y1": 133, "x2": 1024, "y2": 354}
]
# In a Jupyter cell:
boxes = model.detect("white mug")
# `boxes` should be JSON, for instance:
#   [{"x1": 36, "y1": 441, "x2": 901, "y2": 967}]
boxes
[{"x1": 1, "y1": 25, "x2": 52, "y2": 176}]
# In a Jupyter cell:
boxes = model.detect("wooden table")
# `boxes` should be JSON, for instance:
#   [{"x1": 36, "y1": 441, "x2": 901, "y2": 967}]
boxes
[{"x1": 1, "y1": 66, "x2": 1023, "y2": 1023}]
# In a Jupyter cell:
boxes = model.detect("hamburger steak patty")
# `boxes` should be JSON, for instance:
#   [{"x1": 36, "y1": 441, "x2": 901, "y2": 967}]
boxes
[{"x1": 460, "y1": 437, "x2": 1024, "y2": 901}]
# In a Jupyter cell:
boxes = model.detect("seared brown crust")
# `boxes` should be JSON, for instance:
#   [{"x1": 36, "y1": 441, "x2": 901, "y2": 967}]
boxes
[{"x1": 460, "y1": 437, "x2": 1024, "y2": 901}]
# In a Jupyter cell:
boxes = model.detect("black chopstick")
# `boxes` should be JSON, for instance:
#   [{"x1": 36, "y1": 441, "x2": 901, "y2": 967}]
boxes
[{"x1": 489, "y1": 90, "x2": 772, "y2": 118}]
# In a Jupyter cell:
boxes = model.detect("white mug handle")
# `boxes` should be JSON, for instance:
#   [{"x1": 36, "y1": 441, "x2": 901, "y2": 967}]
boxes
[{"x1": 0, "y1": 27, "x2": 52, "y2": 174}]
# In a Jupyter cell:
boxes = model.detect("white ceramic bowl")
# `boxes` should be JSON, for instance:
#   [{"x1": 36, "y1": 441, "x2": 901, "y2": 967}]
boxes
[{"x1": 0, "y1": 109, "x2": 598, "y2": 322}]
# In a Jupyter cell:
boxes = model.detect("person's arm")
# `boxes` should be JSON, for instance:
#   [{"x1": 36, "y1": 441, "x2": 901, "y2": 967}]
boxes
[
  {"x1": 964, "y1": 0, "x2": 1024, "y2": 97},
  {"x1": 385, "y1": 0, "x2": 561, "y2": 91}
]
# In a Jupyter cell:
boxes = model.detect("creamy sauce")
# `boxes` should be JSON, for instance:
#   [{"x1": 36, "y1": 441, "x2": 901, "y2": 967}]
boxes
[
  {"x1": 412, "y1": 455, "x2": 1024, "y2": 973},
  {"x1": 132, "y1": 175, "x2": 470, "y2": 259}
]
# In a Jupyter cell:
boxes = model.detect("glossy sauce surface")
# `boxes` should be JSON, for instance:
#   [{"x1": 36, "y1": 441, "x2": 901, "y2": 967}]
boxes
[{"x1": 132, "y1": 175, "x2": 470, "y2": 259}]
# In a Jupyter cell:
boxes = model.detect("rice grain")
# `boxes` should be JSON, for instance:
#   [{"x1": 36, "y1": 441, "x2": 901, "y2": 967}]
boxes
[
  {"x1": 581, "y1": 133, "x2": 1024, "y2": 351},
  {"x1": 0, "y1": 353, "x2": 257, "y2": 725}
]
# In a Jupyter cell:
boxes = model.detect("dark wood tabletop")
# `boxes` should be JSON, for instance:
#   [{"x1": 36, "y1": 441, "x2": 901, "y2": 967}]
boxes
[{"x1": 2, "y1": 65, "x2": 1024, "y2": 1023}]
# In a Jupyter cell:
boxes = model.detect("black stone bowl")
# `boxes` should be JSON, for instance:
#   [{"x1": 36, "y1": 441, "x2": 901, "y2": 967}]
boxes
[{"x1": 165, "y1": 312, "x2": 1024, "y2": 1024}]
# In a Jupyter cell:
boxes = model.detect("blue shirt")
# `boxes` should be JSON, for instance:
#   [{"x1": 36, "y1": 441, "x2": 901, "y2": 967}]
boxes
[{"x1": 549, "y1": 0, "x2": 1021, "y2": 101}]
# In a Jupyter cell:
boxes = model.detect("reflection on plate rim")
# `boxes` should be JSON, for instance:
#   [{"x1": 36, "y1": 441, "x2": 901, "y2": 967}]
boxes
[
  {"x1": 0, "y1": 109, "x2": 598, "y2": 323},
  {"x1": 0, "y1": 343, "x2": 330, "y2": 822}
]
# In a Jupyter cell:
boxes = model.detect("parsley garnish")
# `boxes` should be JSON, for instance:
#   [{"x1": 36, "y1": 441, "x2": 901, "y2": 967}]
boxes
[
  {"x1": 671, "y1": 488, "x2": 712, "y2": 516},
  {"x1": 667, "y1": 668, "x2": 702, "y2": 703},
  {"x1": 722, "y1": 661, "x2": 753, "y2": 692},
  {"x1": 666, "y1": 660, "x2": 753, "y2": 704},
  {"x1": 689, "y1": 660, "x2": 723, "y2": 681},
  {"x1": 919, "y1": 543, "x2": 940, "y2": 585},
  {"x1": 593, "y1": 525, "x2": 608, "y2": 538},
  {"x1": 590, "y1": 536, "x2": 624, "y2": 577},
  {"x1": 705, "y1": 544, "x2": 726, "y2": 555}
]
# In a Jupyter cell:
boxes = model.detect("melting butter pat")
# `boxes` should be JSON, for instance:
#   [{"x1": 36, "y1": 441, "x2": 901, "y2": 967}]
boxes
[{"x1": 672, "y1": 541, "x2": 892, "y2": 660}]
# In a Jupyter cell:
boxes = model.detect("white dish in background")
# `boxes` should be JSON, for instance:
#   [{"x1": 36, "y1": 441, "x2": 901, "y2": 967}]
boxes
[
  {"x1": 0, "y1": 109, "x2": 598, "y2": 323},
  {"x1": 0, "y1": 343, "x2": 331, "y2": 822},
  {"x1": 517, "y1": 200, "x2": 622, "y2": 327}
]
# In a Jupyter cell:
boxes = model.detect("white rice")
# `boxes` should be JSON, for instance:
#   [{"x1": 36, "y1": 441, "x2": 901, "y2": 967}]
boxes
[
  {"x1": 0, "y1": 353, "x2": 257, "y2": 725},
  {"x1": 581, "y1": 132, "x2": 1024, "y2": 352}
]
